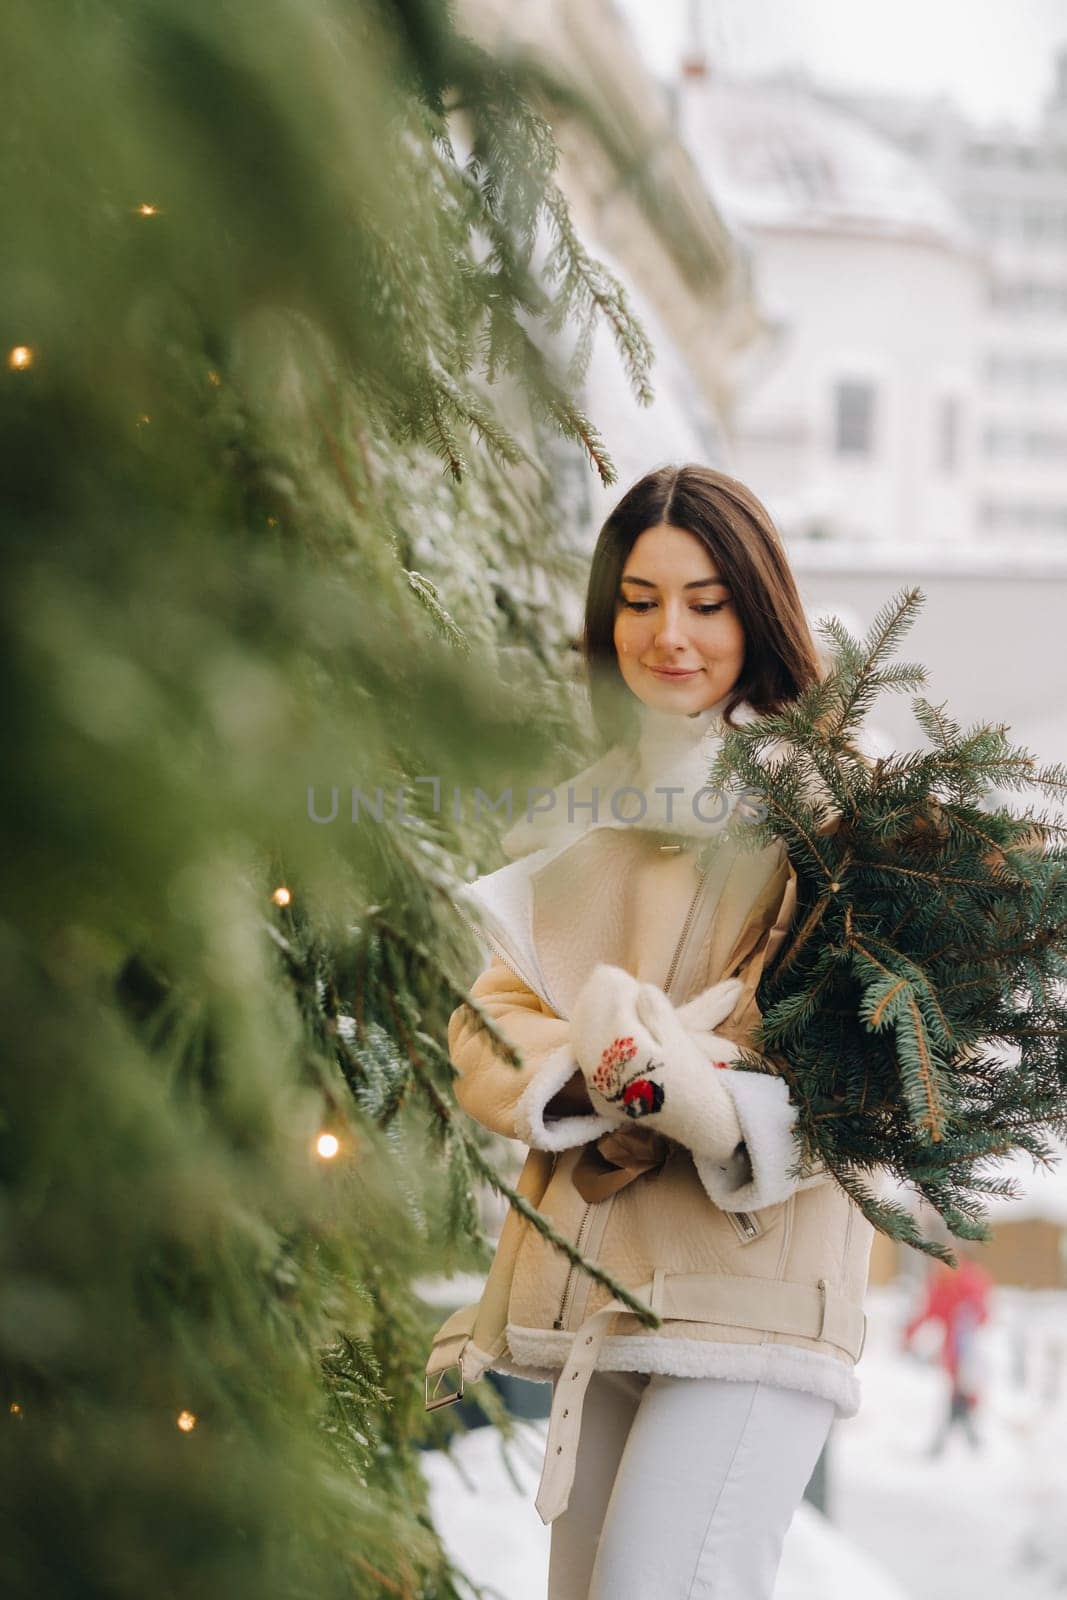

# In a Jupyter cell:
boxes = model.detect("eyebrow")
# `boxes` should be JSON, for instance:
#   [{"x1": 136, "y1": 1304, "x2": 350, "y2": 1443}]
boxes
[{"x1": 619, "y1": 574, "x2": 729, "y2": 591}]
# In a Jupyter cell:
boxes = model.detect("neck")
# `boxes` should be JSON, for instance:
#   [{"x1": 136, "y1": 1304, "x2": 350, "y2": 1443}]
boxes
[
  {"x1": 634, "y1": 690, "x2": 732, "y2": 754},
  {"x1": 631, "y1": 690, "x2": 745, "y2": 835}
]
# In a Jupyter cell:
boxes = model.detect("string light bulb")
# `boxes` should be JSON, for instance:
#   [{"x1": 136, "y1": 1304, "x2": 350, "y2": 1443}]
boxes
[
  {"x1": 9, "y1": 1402, "x2": 22, "y2": 1417},
  {"x1": 316, "y1": 1132, "x2": 340, "y2": 1160},
  {"x1": 271, "y1": 885, "x2": 291, "y2": 907},
  {"x1": 7, "y1": 346, "x2": 33, "y2": 371},
  {"x1": 176, "y1": 1409, "x2": 197, "y2": 1432},
  {"x1": 135, "y1": 203, "x2": 162, "y2": 217}
]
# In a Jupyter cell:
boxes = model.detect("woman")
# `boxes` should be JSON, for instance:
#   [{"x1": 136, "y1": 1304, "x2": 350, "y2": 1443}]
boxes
[{"x1": 426, "y1": 464, "x2": 875, "y2": 1599}]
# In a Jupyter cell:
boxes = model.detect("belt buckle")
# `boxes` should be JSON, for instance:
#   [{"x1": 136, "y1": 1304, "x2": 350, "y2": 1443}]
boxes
[{"x1": 425, "y1": 1363, "x2": 465, "y2": 1412}]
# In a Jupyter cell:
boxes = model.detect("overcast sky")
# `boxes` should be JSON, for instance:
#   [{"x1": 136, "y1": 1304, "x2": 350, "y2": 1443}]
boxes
[{"x1": 614, "y1": 0, "x2": 1067, "y2": 130}]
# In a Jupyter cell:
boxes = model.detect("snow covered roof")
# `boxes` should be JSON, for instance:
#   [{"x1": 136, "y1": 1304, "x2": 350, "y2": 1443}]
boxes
[{"x1": 680, "y1": 72, "x2": 977, "y2": 255}]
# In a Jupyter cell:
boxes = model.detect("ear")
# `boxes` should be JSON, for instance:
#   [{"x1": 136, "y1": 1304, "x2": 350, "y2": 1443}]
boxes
[{"x1": 674, "y1": 977, "x2": 744, "y2": 1034}]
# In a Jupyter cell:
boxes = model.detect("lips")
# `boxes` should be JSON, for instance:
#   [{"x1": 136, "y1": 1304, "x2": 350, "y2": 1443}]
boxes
[{"x1": 648, "y1": 666, "x2": 701, "y2": 678}]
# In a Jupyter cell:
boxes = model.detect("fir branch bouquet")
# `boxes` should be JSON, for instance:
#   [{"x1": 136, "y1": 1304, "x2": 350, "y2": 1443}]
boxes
[{"x1": 707, "y1": 588, "x2": 1067, "y2": 1265}]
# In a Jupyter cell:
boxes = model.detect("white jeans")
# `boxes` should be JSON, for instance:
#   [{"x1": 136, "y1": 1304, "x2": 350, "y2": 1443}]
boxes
[{"x1": 547, "y1": 1369, "x2": 835, "y2": 1600}]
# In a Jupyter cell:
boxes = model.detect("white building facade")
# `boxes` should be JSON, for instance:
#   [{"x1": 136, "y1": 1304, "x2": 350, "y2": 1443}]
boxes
[
  {"x1": 677, "y1": 68, "x2": 986, "y2": 549},
  {"x1": 826, "y1": 49, "x2": 1067, "y2": 552},
  {"x1": 455, "y1": 0, "x2": 771, "y2": 549}
]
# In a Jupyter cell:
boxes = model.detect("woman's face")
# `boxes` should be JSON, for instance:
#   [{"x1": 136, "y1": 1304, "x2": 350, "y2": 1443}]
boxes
[{"x1": 612, "y1": 523, "x2": 746, "y2": 715}]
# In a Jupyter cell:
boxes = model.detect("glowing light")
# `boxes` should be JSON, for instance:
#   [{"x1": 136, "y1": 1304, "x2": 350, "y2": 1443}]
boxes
[
  {"x1": 136, "y1": 414, "x2": 151, "y2": 428},
  {"x1": 207, "y1": 370, "x2": 221, "y2": 386},
  {"x1": 9, "y1": 1403, "x2": 21, "y2": 1416},
  {"x1": 7, "y1": 346, "x2": 33, "y2": 371},
  {"x1": 136, "y1": 203, "x2": 161, "y2": 217},
  {"x1": 176, "y1": 1410, "x2": 197, "y2": 1432},
  {"x1": 271, "y1": 885, "x2": 291, "y2": 907},
  {"x1": 316, "y1": 1132, "x2": 340, "y2": 1160}
]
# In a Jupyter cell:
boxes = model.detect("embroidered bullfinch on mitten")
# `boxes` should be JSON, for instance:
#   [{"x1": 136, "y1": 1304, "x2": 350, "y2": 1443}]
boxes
[{"x1": 570, "y1": 964, "x2": 746, "y2": 1164}]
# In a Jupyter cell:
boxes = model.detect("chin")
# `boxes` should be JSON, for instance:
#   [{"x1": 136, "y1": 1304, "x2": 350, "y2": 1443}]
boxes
[{"x1": 643, "y1": 684, "x2": 708, "y2": 713}]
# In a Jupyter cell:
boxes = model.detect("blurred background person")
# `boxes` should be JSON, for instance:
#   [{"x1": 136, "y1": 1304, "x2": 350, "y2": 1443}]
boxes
[{"x1": 901, "y1": 1250, "x2": 994, "y2": 1456}]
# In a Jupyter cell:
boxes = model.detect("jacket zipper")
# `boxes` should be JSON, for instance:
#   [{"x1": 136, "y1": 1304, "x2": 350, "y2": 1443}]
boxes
[
  {"x1": 661, "y1": 859, "x2": 709, "y2": 998},
  {"x1": 553, "y1": 1202, "x2": 594, "y2": 1329},
  {"x1": 551, "y1": 857, "x2": 711, "y2": 1333},
  {"x1": 461, "y1": 912, "x2": 555, "y2": 1014}
]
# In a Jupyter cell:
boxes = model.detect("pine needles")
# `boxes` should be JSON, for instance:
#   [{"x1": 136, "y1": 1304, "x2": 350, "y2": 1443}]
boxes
[{"x1": 708, "y1": 587, "x2": 1067, "y2": 1265}]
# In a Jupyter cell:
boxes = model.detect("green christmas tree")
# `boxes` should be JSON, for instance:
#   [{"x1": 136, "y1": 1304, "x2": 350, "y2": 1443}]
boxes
[
  {"x1": 0, "y1": 1, "x2": 662, "y2": 1593},
  {"x1": 708, "y1": 589, "x2": 1067, "y2": 1266}
]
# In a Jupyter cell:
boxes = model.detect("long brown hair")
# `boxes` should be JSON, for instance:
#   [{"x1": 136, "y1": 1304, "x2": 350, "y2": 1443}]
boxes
[{"x1": 582, "y1": 463, "x2": 823, "y2": 748}]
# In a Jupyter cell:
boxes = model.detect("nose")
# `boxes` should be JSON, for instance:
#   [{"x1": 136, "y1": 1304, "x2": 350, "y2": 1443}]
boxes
[{"x1": 653, "y1": 601, "x2": 689, "y2": 652}]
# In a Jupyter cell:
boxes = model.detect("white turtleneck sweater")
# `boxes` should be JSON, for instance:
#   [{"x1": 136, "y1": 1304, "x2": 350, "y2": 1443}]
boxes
[
  {"x1": 632, "y1": 691, "x2": 732, "y2": 790},
  {"x1": 613, "y1": 697, "x2": 759, "y2": 993},
  {"x1": 625, "y1": 692, "x2": 756, "y2": 842}
]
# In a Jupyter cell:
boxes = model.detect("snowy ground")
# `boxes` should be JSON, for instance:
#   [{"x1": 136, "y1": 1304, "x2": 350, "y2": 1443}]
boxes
[
  {"x1": 831, "y1": 1283, "x2": 1067, "y2": 1600},
  {"x1": 421, "y1": 1417, "x2": 909, "y2": 1600},
  {"x1": 420, "y1": 1284, "x2": 1067, "y2": 1599}
]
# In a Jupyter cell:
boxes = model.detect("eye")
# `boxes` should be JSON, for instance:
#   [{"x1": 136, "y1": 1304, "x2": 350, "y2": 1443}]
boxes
[{"x1": 618, "y1": 598, "x2": 727, "y2": 615}]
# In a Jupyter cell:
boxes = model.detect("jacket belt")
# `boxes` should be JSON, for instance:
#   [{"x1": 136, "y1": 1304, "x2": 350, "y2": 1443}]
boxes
[
  {"x1": 534, "y1": 1271, "x2": 866, "y2": 1525},
  {"x1": 425, "y1": 1305, "x2": 478, "y2": 1382},
  {"x1": 425, "y1": 1303, "x2": 504, "y2": 1402}
]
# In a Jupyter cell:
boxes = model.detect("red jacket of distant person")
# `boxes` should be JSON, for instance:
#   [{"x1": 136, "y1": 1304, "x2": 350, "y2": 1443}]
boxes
[{"x1": 904, "y1": 1258, "x2": 993, "y2": 1391}]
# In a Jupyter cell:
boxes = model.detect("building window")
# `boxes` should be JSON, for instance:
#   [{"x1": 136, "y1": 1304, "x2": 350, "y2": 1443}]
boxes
[
  {"x1": 833, "y1": 380, "x2": 876, "y2": 456},
  {"x1": 937, "y1": 396, "x2": 961, "y2": 473},
  {"x1": 984, "y1": 423, "x2": 1010, "y2": 458},
  {"x1": 990, "y1": 278, "x2": 1067, "y2": 314},
  {"x1": 979, "y1": 498, "x2": 1067, "y2": 532},
  {"x1": 984, "y1": 351, "x2": 1067, "y2": 387}
]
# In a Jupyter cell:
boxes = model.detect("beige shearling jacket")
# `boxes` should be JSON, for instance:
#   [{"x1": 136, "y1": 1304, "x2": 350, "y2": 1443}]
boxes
[{"x1": 425, "y1": 706, "x2": 875, "y2": 1524}]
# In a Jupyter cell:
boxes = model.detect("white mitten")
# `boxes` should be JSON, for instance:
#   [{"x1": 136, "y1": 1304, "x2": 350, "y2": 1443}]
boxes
[{"x1": 570, "y1": 963, "x2": 745, "y2": 1162}]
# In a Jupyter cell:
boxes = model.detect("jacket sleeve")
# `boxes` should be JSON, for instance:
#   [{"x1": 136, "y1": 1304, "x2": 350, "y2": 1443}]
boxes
[
  {"x1": 689, "y1": 1063, "x2": 834, "y2": 1213},
  {"x1": 448, "y1": 957, "x2": 618, "y2": 1151}
]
